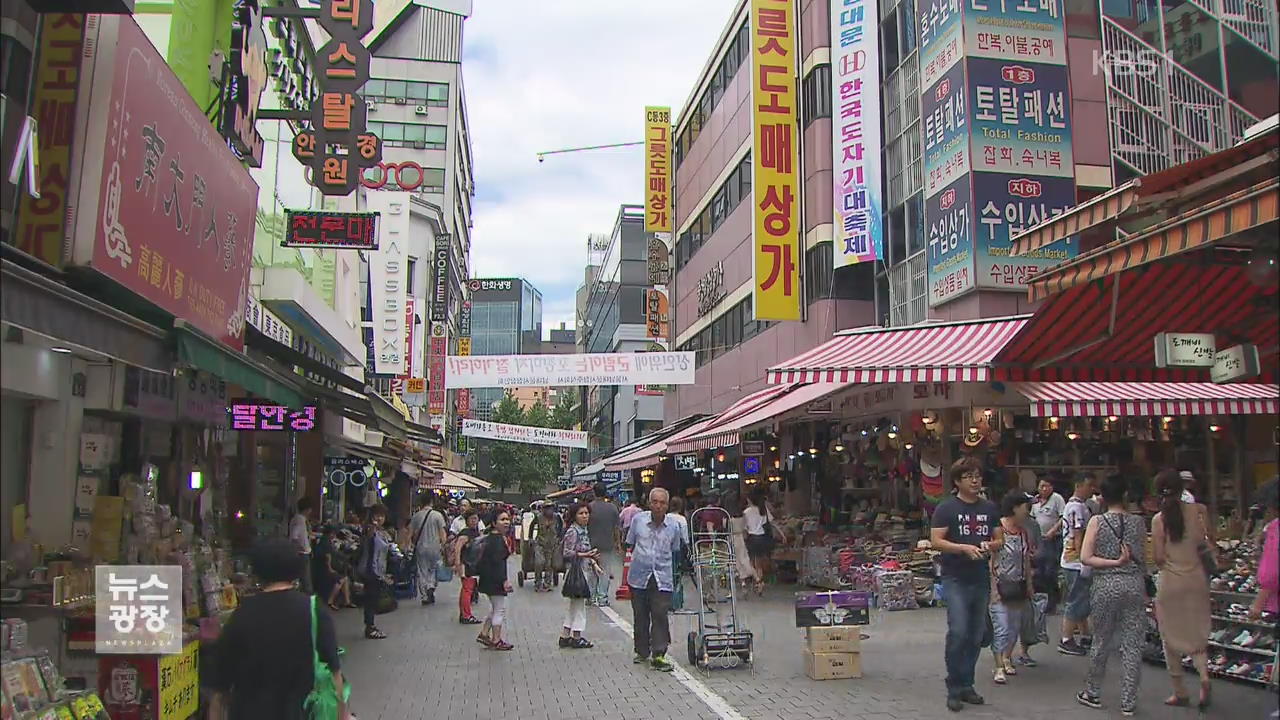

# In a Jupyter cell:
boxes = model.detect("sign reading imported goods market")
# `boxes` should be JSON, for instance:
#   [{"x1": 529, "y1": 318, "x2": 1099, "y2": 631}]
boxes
[
  {"x1": 290, "y1": 0, "x2": 382, "y2": 196},
  {"x1": 73, "y1": 16, "x2": 257, "y2": 352},
  {"x1": 445, "y1": 352, "x2": 696, "y2": 389},
  {"x1": 282, "y1": 210, "x2": 378, "y2": 249},
  {"x1": 644, "y1": 106, "x2": 673, "y2": 233},
  {"x1": 462, "y1": 420, "x2": 589, "y2": 449},
  {"x1": 831, "y1": 0, "x2": 883, "y2": 266},
  {"x1": 750, "y1": 0, "x2": 802, "y2": 321}
]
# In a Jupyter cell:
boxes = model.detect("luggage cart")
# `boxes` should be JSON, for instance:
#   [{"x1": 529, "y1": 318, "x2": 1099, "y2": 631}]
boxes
[{"x1": 685, "y1": 507, "x2": 753, "y2": 672}]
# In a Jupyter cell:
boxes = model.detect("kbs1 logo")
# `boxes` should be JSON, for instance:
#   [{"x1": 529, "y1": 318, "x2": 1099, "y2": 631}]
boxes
[{"x1": 1092, "y1": 49, "x2": 1160, "y2": 78}]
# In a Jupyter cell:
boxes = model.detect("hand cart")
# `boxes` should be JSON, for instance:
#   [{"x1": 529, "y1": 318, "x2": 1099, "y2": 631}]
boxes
[{"x1": 686, "y1": 507, "x2": 753, "y2": 672}]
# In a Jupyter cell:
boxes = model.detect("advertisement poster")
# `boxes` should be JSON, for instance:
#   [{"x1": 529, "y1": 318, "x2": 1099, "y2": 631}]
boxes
[
  {"x1": 919, "y1": 0, "x2": 964, "y2": 88},
  {"x1": 831, "y1": 0, "x2": 884, "y2": 266},
  {"x1": 750, "y1": 0, "x2": 801, "y2": 321},
  {"x1": 461, "y1": 419, "x2": 589, "y2": 449},
  {"x1": 644, "y1": 106, "x2": 672, "y2": 233},
  {"x1": 971, "y1": 173, "x2": 1077, "y2": 289},
  {"x1": 963, "y1": 0, "x2": 1067, "y2": 65},
  {"x1": 967, "y1": 59, "x2": 1073, "y2": 178},
  {"x1": 445, "y1": 352, "x2": 695, "y2": 389},
  {"x1": 926, "y1": 175, "x2": 976, "y2": 306},
  {"x1": 81, "y1": 17, "x2": 257, "y2": 351},
  {"x1": 921, "y1": 62, "x2": 970, "y2": 199}
]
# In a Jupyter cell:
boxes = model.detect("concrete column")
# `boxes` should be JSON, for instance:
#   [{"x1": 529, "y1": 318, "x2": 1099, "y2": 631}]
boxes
[{"x1": 26, "y1": 355, "x2": 86, "y2": 549}]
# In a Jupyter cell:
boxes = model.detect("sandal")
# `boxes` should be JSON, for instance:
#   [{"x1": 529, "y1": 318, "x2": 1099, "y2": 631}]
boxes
[
  {"x1": 328, "y1": 602, "x2": 342, "y2": 611},
  {"x1": 1163, "y1": 695, "x2": 1190, "y2": 707},
  {"x1": 572, "y1": 637, "x2": 594, "y2": 649},
  {"x1": 476, "y1": 633, "x2": 493, "y2": 647},
  {"x1": 364, "y1": 627, "x2": 387, "y2": 639},
  {"x1": 492, "y1": 641, "x2": 514, "y2": 651}
]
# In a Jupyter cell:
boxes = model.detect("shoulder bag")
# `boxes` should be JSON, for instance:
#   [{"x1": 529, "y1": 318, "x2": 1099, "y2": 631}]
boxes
[
  {"x1": 995, "y1": 529, "x2": 1028, "y2": 603},
  {"x1": 1103, "y1": 514, "x2": 1157, "y2": 597},
  {"x1": 303, "y1": 596, "x2": 350, "y2": 720}
]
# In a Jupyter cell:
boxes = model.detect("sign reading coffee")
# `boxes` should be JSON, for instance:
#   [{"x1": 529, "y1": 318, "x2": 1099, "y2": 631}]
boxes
[{"x1": 282, "y1": 210, "x2": 378, "y2": 249}]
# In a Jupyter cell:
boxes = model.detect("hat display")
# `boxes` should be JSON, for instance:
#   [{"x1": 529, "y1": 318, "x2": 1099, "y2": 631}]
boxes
[
  {"x1": 919, "y1": 457, "x2": 942, "y2": 478},
  {"x1": 963, "y1": 427, "x2": 984, "y2": 448}
]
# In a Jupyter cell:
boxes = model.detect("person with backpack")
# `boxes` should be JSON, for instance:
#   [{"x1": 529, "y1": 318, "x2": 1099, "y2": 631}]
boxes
[
  {"x1": 475, "y1": 509, "x2": 514, "y2": 650},
  {"x1": 452, "y1": 511, "x2": 484, "y2": 624},
  {"x1": 410, "y1": 497, "x2": 448, "y2": 606},
  {"x1": 358, "y1": 504, "x2": 393, "y2": 640}
]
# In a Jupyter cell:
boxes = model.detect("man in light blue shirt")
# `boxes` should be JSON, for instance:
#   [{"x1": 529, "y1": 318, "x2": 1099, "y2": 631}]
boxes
[{"x1": 625, "y1": 487, "x2": 686, "y2": 671}]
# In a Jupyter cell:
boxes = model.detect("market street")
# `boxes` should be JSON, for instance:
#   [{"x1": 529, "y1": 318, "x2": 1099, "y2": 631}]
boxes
[{"x1": 336, "y1": 562, "x2": 1277, "y2": 720}]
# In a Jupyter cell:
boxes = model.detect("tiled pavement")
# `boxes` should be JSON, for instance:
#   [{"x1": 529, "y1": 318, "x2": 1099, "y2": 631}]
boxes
[{"x1": 336, "y1": 562, "x2": 1277, "y2": 720}]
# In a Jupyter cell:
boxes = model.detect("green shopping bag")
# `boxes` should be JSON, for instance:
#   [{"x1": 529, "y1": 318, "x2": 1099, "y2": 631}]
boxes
[{"x1": 303, "y1": 595, "x2": 351, "y2": 720}]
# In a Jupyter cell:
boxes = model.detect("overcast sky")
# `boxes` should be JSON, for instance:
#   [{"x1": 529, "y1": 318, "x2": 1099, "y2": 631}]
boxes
[{"x1": 462, "y1": 0, "x2": 738, "y2": 336}]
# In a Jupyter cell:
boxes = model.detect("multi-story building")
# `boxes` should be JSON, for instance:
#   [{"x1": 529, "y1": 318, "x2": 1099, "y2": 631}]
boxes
[
  {"x1": 543, "y1": 323, "x2": 577, "y2": 354},
  {"x1": 665, "y1": 0, "x2": 1277, "y2": 420},
  {"x1": 466, "y1": 277, "x2": 545, "y2": 421},
  {"x1": 579, "y1": 205, "x2": 666, "y2": 457}
]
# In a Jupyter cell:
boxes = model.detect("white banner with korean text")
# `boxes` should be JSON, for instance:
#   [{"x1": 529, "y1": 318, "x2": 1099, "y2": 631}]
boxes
[
  {"x1": 445, "y1": 352, "x2": 695, "y2": 389},
  {"x1": 462, "y1": 419, "x2": 589, "y2": 449}
]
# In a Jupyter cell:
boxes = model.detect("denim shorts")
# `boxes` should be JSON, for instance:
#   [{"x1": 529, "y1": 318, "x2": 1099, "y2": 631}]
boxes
[{"x1": 1062, "y1": 568, "x2": 1092, "y2": 621}]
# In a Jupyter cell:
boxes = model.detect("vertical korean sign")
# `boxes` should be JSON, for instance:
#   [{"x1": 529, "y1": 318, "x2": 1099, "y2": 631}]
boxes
[
  {"x1": 750, "y1": 0, "x2": 801, "y2": 321},
  {"x1": 16, "y1": 14, "x2": 85, "y2": 267},
  {"x1": 401, "y1": 299, "x2": 424, "y2": 406},
  {"x1": 831, "y1": 0, "x2": 883, "y2": 266},
  {"x1": 644, "y1": 106, "x2": 673, "y2": 233},
  {"x1": 428, "y1": 321, "x2": 448, "y2": 430}
]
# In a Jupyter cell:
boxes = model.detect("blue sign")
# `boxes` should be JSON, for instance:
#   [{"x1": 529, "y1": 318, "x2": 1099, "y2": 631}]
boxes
[
  {"x1": 743, "y1": 456, "x2": 763, "y2": 475},
  {"x1": 926, "y1": 174, "x2": 976, "y2": 306},
  {"x1": 919, "y1": 0, "x2": 965, "y2": 87},
  {"x1": 921, "y1": 62, "x2": 970, "y2": 199},
  {"x1": 971, "y1": 173, "x2": 1078, "y2": 289},
  {"x1": 967, "y1": 59, "x2": 1073, "y2": 178},
  {"x1": 963, "y1": 0, "x2": 1067, "y2": 65}
]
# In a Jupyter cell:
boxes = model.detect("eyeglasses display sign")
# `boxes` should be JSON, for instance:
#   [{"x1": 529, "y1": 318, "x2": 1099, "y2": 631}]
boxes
[
  {"x1": 282, "y1": 210, "x2": 378, "y2": 249},
  {"x1": 229, "y1": 400, "x2": 317, "y2": 431},
  {"x1": 324, "y1": 457, "x2": 369, "y2": 487}
]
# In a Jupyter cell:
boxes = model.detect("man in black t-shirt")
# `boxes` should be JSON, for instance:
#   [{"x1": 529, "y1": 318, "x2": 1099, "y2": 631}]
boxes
[{"x1": 930, "y1": 457, "x2": 1003, "y2": 712}]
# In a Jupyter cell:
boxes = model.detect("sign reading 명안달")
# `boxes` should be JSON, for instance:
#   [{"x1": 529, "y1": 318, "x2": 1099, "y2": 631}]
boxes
[
  {"x1": 462, "y1": 420, "x2": 589, "y2": 449},
  {"x1": 445, "y1": 352, "x2": 695, "y2": 389}
]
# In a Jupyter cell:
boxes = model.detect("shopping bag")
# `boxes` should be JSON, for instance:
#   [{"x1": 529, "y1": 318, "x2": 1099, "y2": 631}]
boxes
[
  {"x1": 561, "y1": 558, "x2": 592, "y2": 599},
  {"x1": 1019, "y1": 592, "x2": 1049, "y2": 647},
  {"x1": 304, "y1": 596, "x2": 351, "y2": 720}
]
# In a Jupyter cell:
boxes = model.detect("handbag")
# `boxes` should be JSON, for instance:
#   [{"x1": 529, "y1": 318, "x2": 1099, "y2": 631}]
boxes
[
  {"x1": 435, "y1": 564, "x2": 454, "y2": 583},
  {"x1": 561, "y1": 557, "x2": 592, "y2": 599},
  {"x1": 303, "y1": 596, "x2": 350, "y2": 720},
  {"x1": 997, "y1": 579, "x2": 1028, "y2": 602},
  {"x1": 1019, "y1": 593, "x2": 1049, "y2": 646}
]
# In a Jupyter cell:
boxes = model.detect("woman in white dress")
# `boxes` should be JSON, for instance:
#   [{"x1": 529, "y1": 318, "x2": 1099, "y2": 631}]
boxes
[{"x1": 729, "y1": 502, "x2": 757, "y2": 588}]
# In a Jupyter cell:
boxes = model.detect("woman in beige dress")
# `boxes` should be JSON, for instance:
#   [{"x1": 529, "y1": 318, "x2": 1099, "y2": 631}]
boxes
[{"x1": 1151, "y1": 468, "x2": 1213, "y2": 709}]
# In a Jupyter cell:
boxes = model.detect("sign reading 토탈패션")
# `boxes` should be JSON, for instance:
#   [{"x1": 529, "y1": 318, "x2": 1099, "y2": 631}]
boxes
[
  {"x1": 462, "y1": 419, "x2": 589, "y2": 449},
  {"x1": 445, "y1": 352, "x2": 695, "y2": 389},
  {"x1": 96, "y1": 565, "x2": 183, "y2": 654}
]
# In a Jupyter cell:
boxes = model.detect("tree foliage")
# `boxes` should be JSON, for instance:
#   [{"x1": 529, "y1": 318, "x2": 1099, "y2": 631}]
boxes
[{"x1": 482, "y1": 390, "x2": 578, "y2": 496}]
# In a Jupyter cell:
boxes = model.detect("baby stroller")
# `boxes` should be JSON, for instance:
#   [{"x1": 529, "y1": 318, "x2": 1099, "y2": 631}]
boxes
[{"x1": 686, "y1": 507, "x2": 753, "y2": 672}]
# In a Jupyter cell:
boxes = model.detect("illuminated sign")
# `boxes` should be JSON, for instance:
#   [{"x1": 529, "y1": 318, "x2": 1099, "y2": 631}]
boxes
[
  {"x1": 221, "y1": 0, "x2": 267, "y2": 167},
  {"x1": 282, "y1": 210, "x2": 378, "y2": 249},
  {"x1": 228, "y1": 400, "x2": 317, "y2": 431}
]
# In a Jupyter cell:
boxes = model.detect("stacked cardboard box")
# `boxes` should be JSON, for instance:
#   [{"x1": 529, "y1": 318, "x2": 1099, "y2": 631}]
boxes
[{"x1": 802, "y1": 626, "x2": 862, "y2": 680}]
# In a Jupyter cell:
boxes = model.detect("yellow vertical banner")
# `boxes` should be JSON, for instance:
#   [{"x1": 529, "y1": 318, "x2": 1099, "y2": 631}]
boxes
[
  {"x1": 644, "y1": 106, "x2": 673, "y2": 233},
  {"x1": 750, "y1": 0, "x2": 801, "y2": 321}
]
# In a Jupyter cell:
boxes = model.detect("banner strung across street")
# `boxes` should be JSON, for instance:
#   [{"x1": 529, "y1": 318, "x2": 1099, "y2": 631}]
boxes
[
  {"x1": 462, "y1": 419, "x2": 589, "y2": 449},
  {"x1": 445, "y1": 352, "x2": 695, "y2": 389}
]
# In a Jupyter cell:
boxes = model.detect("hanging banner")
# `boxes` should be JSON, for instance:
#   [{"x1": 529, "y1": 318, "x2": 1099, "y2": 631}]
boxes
[
  {"x1": 644, "y1": 106, "x2": 673, "y2": 233},
  {"x1": 445, "y1": 352, "x2": 695, "y2": 389},
  {"x1": 750, "y1": 0, "x2": 801, "y2": 321},
  {"x1": 427, "y1": 320, "x2": 448, "y2": 428},
  {"x1": 462, "y1": 419, "x2": 589, "y2": 449},
  {"x1": 831, "y1": 0, "x2": 884, "y2": 266}
]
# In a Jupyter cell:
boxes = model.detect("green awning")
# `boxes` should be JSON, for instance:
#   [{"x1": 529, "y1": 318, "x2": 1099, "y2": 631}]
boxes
[{"x1": 174, "y1": 321, "x2": 305, "y2": 408}]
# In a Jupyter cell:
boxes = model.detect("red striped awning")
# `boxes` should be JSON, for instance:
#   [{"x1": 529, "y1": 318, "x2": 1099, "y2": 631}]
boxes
[
  {"x1": 766, "y1": 316, "x2": 1030, "y2": 385},
  {"x1": 1015, "y1": 382, "x2": 1279, "y2": 417},
  {"x1": 668, "y1": 382, "x2": 852, "y2": 453}
]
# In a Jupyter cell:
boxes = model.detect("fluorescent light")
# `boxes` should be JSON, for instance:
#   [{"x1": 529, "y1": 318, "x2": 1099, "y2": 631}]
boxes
[
  {"x1": 188, "y1": 470, "x2": 203, "y2": 490},
  {"x1": 50, "y1": 347, "x2": 72, "y2": 354}
]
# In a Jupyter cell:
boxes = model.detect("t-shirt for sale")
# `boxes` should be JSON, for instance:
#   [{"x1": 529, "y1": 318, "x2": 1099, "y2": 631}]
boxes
[
  {"x1": 1060, "y1": 497, "x2": 1092, "y2": 571},
  {"x1": 930, "y1": 496, "x2": 999, "y2": 582}
]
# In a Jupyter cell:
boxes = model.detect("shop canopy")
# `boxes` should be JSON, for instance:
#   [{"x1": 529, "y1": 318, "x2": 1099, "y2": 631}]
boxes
[
  {"x1": 1014, "y1": 381, "x2": 1279, "y2": 417},
  {"x1": 766, "y1": 316, "x2": 1030, "y2": 385},
  {"x1": 667, "y1": 383, "x2": 853, "y2": 454},
  {"x1": 454, "y1": 470, "x2": 493, "y2": 490},
  {"x1": 604, "y1": 388, "x2": 789, "y2": 469},
  {"x1": 594, "y1": 412, "x2": 714, "y2": 471},
  {"x1": 174, "y1": 320, "x2": 305, "y2": 407},
  {"x1": 1011, "y1": 127, "x2": 1279, "y2": 259},
  {"x1": 546, "y1": 483, "x2": 593, "y2": 499},
  {"x1": 430, "y1": 469, "x2": 483, "y2": 491}
]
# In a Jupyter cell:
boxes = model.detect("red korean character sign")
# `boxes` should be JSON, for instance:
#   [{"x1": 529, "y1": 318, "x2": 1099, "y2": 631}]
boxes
[
  {"x1": 643, "y1": 106, "x2": 672, "y2": 233},
  {"x1": 750, "y1": 0, "x2": 801, "y2": 321}
]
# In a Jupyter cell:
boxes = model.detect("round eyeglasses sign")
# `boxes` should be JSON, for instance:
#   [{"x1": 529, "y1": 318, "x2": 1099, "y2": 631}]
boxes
[{"x1": 360, "y1": 161, "x2": 427, "y2": 191}]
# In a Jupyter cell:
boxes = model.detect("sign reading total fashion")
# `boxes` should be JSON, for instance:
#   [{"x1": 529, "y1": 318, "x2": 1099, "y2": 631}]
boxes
[
  {"x1": 461, "y1": 419, "x2": 589, "y2": 449},
  {"x1": 644, "y1": 106, "x2": 673, "y2": 233},
  {"x1": 282, "y1": 210, "x2": 378, "y2": 249},
  {"x1": 750, "y1": 0, "x2": 801, "y2": 322},
  {"x1": 72, "y1": 15, "x2": 257, "y2": 351},
  {"x1": 366, "y1": 192, "x2": 410, "y2": 375},
  {"x1": 830, "y1": 0, "x2": 884, "y2": 266},
  {"x1": 445, "y1": 352, "x2": 696, "y2": 389}
]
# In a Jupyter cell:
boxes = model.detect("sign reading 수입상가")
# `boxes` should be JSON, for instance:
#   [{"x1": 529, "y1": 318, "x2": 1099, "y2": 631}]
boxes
[{"x1": 445, "y1": 352, "x2": 695, "y2": 389}]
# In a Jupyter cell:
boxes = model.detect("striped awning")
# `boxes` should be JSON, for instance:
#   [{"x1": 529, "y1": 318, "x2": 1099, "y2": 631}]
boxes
[
  {"x1": 1028, "y1": 179, "x2": 1279, "y2": 301},
  {"x1": 1011, "y1": 182, "x2": 1141, "y2": 257},
  {"x1": 1015, "y1": 382, "x2": 1279, "y2": 417},
  {"x1": 766, "y1": 316, "x2": 1030, "y2": 385},
  {"x1": 667, "y1": 383, "x2": 852, "y2": 454}
]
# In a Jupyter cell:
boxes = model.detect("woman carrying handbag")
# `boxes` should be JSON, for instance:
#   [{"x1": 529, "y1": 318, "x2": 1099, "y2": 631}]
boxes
[
  {"x1": 559, "y1": 502, "x2": 598, "y2": 648},
  {"x1": 988, "y1": 492, "x2": 1035, "y2": 685}
]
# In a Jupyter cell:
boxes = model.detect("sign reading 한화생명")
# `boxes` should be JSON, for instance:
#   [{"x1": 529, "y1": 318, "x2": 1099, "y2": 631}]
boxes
[
  {"x1": 445, "y1": 352, "x2": 695, "y2": 389},
  {"x1": 282, "y1": 210, "x2": 378, "y2": 249},
  {"x1": 644, "y1": 106, "x2": 672, "y2": 233},
  {"x1": 750, "y1": 0, "x2": 801, "y2": 321},
  {"x1": 75, "y1": 16, "x2": 257, "y2": 351},
  {"x1": 831, "y1": 0, "x2": 883, "y2": 266},
  {"x1": 462, "y1": 419, "x2": 589, "y2": 449}
]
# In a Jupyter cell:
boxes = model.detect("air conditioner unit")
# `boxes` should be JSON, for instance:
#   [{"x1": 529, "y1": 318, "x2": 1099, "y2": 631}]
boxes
[
  {"x1": 393, "y1": 97, "x2": 406, "y2": 105},
  {"x1": 367, "y1": 102, "x2": 377, "y2": 112},
  {"x1": 414, "y1": 105, "x2": 427, "y2": 115}
]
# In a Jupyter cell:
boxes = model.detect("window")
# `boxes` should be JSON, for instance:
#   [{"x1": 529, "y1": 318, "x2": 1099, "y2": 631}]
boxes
[
  {"x1": 426, "y1": 82, "x2": 449, "y2": 103},
  {"x1": 675, "y1": 21, "x2": 751, "y2": 169},
  {"x1": 882, "y1": 14, "x2": 901, "y2": 73},
  {"x1": 363, "y1": 79, "x2": 385, "y2": 96},
  {"x1": 806, "y1": 242, "x2": 834, "y2": 305},
  {"x1": 899, "y1": 3, "x2": 918, "y2": 58},
  {"x1": 677, "y1": 152, "x2": 753, "y2": 269},
  {"x1": 725, "y1": 164, "x2": 741, "y2": 208},
  {"x1": 364, "y1": 122, "x2": 447, "y2": 149},
  {"x1": 363, "y1": 80, "x2": 449, "y2": 105},
  {"x1": 802, "y1": 64, "x2": 832, "y2": 128},
  {"x1": 710, "y1": 186, "x2": 728, "y2": 230},
  {"x1": 406, "y1": 258, "x2": 417, "y2": 296},
  {"x1": 383, "y1": 80, "x2": 407, "y2": 98}
]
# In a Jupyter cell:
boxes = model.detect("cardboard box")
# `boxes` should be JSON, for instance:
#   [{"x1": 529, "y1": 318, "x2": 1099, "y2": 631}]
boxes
[
  {"x1": 794, "y1": 590, "x2": 871, "y2": 627},
  {"x1": 806, "y1": 626, "x2": 862, "y2": 653},
  {"x1": 803, "y1": 649, "x2": 863, "y2": 680}
]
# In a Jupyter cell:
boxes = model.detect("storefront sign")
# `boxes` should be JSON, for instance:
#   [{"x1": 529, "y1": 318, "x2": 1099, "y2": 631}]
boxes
[
  {"x1": 646, "y1": 289, "x2": 669, "y2": 340},
  {"x1": 462, "y1": 419, "x2": 589, "y2": 449},
  {"x1": 831, "y1": 0, "x2": 884, "y2": 266},
  {"x1": 228, "y1": 400, "x2": 317, "y2": 431},
  {"x1": 220, "y1": 0, "x2": 267, "y2": 167},
  {"x1": 458, "y1": 336, "x2": 472, "y2": 355},
  {"x1": 967, "y1": 60, "x2": 1073, "y2": 178},
  {"x1": 290, "y1": 0, "x2": 381, "y2": 195},
  {"x1": 157, "y1": 639, "x2": 199, "y2": 720},
  {"x1": 324, "y1": 457, "x2": 369, "y2": 486},
  {"x1": 428, "y1": 321, "x2": 448, "y2": 424},
  {"x1": 963, "y1": 0, "x2": 1066, "y2": 65},
  {"x1": 177, "y1": 371, "x2": 227, "y2": 425},
  {"x1": 697, "y1": 261, "x2": 726, "y2": 316},
  {"x1": 446, "y1": 352, "x2": 696, "y2": 389},
  {"x1": 77, "y1": 16, "x2": 256, "y2": 351},
  {"x1": 15, "y1": 14, "x2": 84, "y2": 266},
  {"x1": 282, "y1": 210, "x2": 378, "y2": 249},
  {"x1": 431, "y1": 236, "x2": 450, "y2": 322},
  {"x1": 670, "y1": 454, "x2": 696, "y2": 471},
  {"x1": 972, "y1": 173, "x2": 1076, "y2": 290},
  {"x1": 647, "y1": 236, "x2": 671, "y2": 285},
  {"x1": 244, "y1": 295, "x2": 293, "y2": 346},
  {"x1": 123, "y1": 367, "x2": 177, "y2": 421},
  {"x1": 1154, "y1": 332, "x2": 1216, "y2": 368},
  {"x1": 750, "y1": 0, "x2": 801, "y2": 321},
  {"x1": 468, "y1": 278, "x2": 515, "y2": 293},
  {"x1": 95, "y1": 565, "x2": 183, "y2": 654},
  {"x1": 459, "y1": 299, "x2": 472, "y2": 337},
  {"x1": 265, "y1": 16, "x2": 316, "y2": 114},
  {"x1": 367, "y1": 193, "x2": 409, "y2": 374},
  {"x1": 402, "y1": 299, "x2": 424, "y2": 406},
  {"x1": 1211, "y1": 343, "x2": 1260, "y2": 384},
  {"x1": 644, "y1": 106, "x2": 672, "y2": 233},
  {"x1": 922, "y1": 63, "x2": 970, "y2": 199},
  {"x1": 927, "y1": 175, "x2": 975, "y2": 305},
  {"x1": 919, "y1": 0, "x2": 965, "y2": 88},
  {"x1": 741, "y1": 440, "x2": 766, "y2": 455},
  {"x1": 742, "y1": 455, "x2": 763, "y2": 475}
]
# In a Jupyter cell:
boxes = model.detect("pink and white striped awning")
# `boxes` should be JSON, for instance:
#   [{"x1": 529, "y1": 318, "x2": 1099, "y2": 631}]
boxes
[
  {"x1": 667, "y1": 382, "x2": 852, "y2": 454},
  {"x1": 766, "y1": 316, "x2": 1030, "y2": 385},
  {"x1": 1015, "y1": 382, "x2": 1280, "y2": 417}
]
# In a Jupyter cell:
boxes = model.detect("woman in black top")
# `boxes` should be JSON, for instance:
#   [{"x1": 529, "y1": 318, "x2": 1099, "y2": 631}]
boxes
[
  {"x1": 452, "y1": 511, "x2": 484, "y2": 624},
  {"x1": 476, "y1": 510, "x2": 514, "y2": 650},
  {"x1": 210, "y1": 539, "x2": 346, "y2": 720}
]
